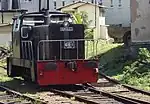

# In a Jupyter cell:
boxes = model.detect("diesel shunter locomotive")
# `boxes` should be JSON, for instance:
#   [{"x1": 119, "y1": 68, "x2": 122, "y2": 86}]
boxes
[{"x1": 7, "y1": 10, "x2": 99, "y2": 86}]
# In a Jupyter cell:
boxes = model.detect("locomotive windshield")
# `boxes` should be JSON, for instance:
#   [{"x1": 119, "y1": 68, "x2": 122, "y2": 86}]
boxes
[
  {"x1": 22, "y1": 17, "x2": 45, "y2": 26},
  {"x1": 50, "y1": 14, "x2": 72, "y2": 23},
  {"x1": 21, "y1": 14, "x2": 72, "y2": 26}
]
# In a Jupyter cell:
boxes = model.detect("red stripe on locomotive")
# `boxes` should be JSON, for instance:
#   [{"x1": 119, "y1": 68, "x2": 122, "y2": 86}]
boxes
[{"x1": 37, "y1": 60, "x2": 98, "y2": 85}]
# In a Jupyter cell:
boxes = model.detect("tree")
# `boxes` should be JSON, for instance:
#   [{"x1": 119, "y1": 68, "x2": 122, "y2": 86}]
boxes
[{"x1": 71, "y1": 11, "x2": 94, "y2": 39}]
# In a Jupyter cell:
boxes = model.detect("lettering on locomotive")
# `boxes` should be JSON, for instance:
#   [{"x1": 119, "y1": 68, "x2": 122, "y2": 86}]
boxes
[{"x1": 60, "y1": 27, "x2": 73, "y2": 31}]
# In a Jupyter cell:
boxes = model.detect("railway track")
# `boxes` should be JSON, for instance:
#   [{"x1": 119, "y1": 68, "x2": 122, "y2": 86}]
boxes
[
  {"x1": 92, "y1": 72, "x2": 150, "y2": 104},
  {"x1": 49, "y1": 85, "x2": 138, "y2": 104},
  {"x1": 0, "y1": 85, "x2": 47, "y2": 104},
  {"x1": 1, "y1": 72, "x2": 150, "y2": 104},
  {"x1": 48, "y1": 73, "x2": 150, "y2": 104}
]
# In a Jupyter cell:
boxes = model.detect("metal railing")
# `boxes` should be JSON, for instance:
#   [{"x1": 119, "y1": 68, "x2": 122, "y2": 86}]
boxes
[
  {"x1": 21, "y1": 41, "x2": 34, "y2": 60},
  {"x1": 37, "y1": 39, "x2": 100, "y2": 61}
]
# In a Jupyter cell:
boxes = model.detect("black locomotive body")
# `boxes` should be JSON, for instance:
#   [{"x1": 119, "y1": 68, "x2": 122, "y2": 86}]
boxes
[{"x1": 7, "y1": 11, "x2": 98, "y2": 85}]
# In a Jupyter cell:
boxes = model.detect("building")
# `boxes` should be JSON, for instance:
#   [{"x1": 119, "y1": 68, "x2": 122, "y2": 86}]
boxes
[
  {"x1": 0, "y1": 0, "x2": 26, "y2": 45},
  {"x1": 97, "y1": 0, "x2": 131, "y2": 42},
  {"x1": 0, "y1": 0, "x2": 131, "y2": 27},
  {"x1": 131, "y1": 0, "x2": 150, "y2": 43},
  {"x1": 0, "y1": 0, "x2": 111, "y2": 41},
  {"x1": 0, "y1": 0, "x2": 102, "y2": 12},
  {"x1": 57, "y1": 1, "x2": 109, "y2": 40},
  {"x1": 102, "y1": 0, "x2": 131, "y2": 27}
]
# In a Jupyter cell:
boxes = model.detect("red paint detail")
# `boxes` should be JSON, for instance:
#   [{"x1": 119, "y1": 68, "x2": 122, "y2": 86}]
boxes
[{"x1": 37, "y1": 60, "x2": 98, "y2": 86}]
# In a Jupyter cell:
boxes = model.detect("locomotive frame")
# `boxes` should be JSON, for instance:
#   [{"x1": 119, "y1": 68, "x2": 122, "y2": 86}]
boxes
[{"x1": 7, "y1": 10, "x2": 99, "y2": 86}]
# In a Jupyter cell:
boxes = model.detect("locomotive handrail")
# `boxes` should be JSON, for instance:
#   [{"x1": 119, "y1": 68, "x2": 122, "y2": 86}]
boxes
[{"x1": 37, "y1": 39, "x2": 100, "y2": 61}]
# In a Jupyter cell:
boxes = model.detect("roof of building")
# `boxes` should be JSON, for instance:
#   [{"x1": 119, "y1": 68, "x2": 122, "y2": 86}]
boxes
[
  {"x1": 0, "y1": 9, "x2": 27, "y2": 13},
  {"x1": 57, "y1": 1, "x2": 106, "y2": 10}
]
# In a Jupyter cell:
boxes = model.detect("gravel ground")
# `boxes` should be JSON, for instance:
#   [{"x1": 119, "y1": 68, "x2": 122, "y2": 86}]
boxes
[
  {"x1": 95, "y1": 78, "x2": 150, "y2": 103},
  {"x1": 0, "y1": 68, "x2": 85, "y2": 104},
  {"x1": 0, "y1": 91, "x2": 30, "y2": 104},
  {"x1": 36, "y1": 92, "x2": 85, "y2": 104}
]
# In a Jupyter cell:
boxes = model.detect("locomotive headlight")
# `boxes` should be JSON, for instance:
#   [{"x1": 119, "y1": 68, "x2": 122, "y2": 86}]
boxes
[
  {"x1": 95, "y1": 68, "x2": 99, "y2": 73},
  {"x1": 63, "y1": 21, "x2": 69, "y2": 27}
]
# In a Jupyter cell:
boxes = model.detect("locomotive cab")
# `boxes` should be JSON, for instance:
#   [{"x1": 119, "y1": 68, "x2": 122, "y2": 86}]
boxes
[{"x1": 7, "y1": 11, "x2": 99, "y2": 86}]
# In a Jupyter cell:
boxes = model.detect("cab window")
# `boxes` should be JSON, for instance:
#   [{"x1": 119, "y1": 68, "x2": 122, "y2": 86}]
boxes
[
  {"x1": 50, "y1": 15, "x2": 72, "y2": 23},
  {"x1": 22, "y1": 17, "x2": 44, "y2": 26}
]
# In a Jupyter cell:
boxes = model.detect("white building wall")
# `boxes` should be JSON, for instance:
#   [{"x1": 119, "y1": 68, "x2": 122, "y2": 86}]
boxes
[
  {"x1": 102, "y1": 0, "x2": 131, "y2": 27},
  {"x1": 20, "y1": 0, "x2": 84, "y2": 12},
  {"x1": 20, "y1": 0, "x2": 39, "y2": 12}
]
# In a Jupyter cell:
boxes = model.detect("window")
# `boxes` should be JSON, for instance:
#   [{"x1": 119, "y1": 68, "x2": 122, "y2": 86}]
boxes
[
  {"x1": 12, "y1": 0, "x2": 19, "y2": 9},
  {"x1": 24, "y1": 0, "x2": 32, "y2": 2},
  {"x1": 110, "y1": 0, "x2": 113, "y2": 7},
  {"x1": 62, "y1": 1, "x2": 65, "y2": 6},
  {"x1": 118, "y1": 0, "x2": 122, "y2": 7},
  {"x1": 54, "y1": 1, "x2": 56, "y2": 9},
  {"x1": 98, "y1": 0, "x2": 102, "y2": 5}
]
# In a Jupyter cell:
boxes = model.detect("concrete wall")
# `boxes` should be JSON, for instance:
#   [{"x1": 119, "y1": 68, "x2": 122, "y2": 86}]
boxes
[
  {"x1": 0, "y1": 12, "x2": 19, "y2": 24},
  {"x1": 20, "y1": 0, "x2": 39, "y2": 12},
  {"x1": 19, "y1": 0, "x2": 77, "y2": 12},
  {"x1": 131, "y1": 0, "x2": 150, "y2": 43},
  {"x1": 0, "y1": 25, "x2": 11, "y2": 45},
  {"x1": 102, "y1": 0, "x2": 131, "y2": 27},
  {"x1": 0, "y1": 12, "x2": 20, "y2": 45}
]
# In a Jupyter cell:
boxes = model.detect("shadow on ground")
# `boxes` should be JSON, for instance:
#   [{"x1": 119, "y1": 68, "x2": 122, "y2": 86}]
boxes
[
  {"x1": 0, "y1": 77, "x2": 43, "y2": 94},
  {"x1": 98, "y1": 44, "x2": 133, "y2": 77},
  {"x1": 0, "y1": 74, "x2": 84, "y2": 95}
]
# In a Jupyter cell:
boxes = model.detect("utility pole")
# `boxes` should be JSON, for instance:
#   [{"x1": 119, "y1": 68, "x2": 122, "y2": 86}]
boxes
[
  {"x1": 47, "y1": 0, "x2": 49, "y2": 10},
  {"x1": 95, "y1": 0, "x2": 97, "y2": 27},
  {"x1": 39, "y1": 0, "x2": 41, "y2": 12}
]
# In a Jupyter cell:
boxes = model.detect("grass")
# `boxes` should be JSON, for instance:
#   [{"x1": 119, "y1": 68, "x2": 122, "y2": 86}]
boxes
[
  {"x1": 0, "y1": 68, "x2": 13, "y2": 83},
  {"x1": 85, "y1": 39, "x2": 122, "y2": 59},
  {"x1": 99, "y1": 46, "x2": 150, "y2": 91}
]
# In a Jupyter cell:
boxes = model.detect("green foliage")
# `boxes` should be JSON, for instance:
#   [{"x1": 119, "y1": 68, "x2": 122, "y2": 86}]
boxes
[
  {"x1": 116, "y1": 48, "x2": 150, "y2": 91},
  {"x1": 138, "y1": 48, "x2": 150, "y2": 62},
  {"x1": 101, "y1": 47, "x2": 150, "y2": 91},
  {"x1": 71, "y1": 11, "x2": 94, "y2": 39}
]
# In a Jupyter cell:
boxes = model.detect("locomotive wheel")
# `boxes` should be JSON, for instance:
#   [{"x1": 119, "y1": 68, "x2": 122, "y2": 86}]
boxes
[{"x1": 22, "y1": 68, "x2": 32, "y2": 81}]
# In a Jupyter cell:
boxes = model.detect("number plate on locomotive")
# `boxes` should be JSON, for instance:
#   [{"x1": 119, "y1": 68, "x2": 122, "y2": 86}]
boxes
[
  {"x1": 60, "y1": 27, "x2": 73, "y2": 31},
  {"x1": 64, "y1": 41, "x2": 75, "y2": 49}
]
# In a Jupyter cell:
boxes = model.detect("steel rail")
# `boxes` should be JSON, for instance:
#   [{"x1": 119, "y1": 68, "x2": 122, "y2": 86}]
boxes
[
  {"x1": 99, "y1": 72, "x2": 150, "y2": 96},
  {"x1": 50, "y1": 89, "x2": 99, "y2": 104},
  {"x1": 50, "y1": 85, "x2": 138, "y2": 104},
  {"x1": 82, "y1": 84, "x2": 139, "y2": 104},
  {"x1": 115, "y1": 94, "x2": 150, "y2": 104},
  {"x1": 0, "y1": 85, "x2": 47, "y2": 104}
]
